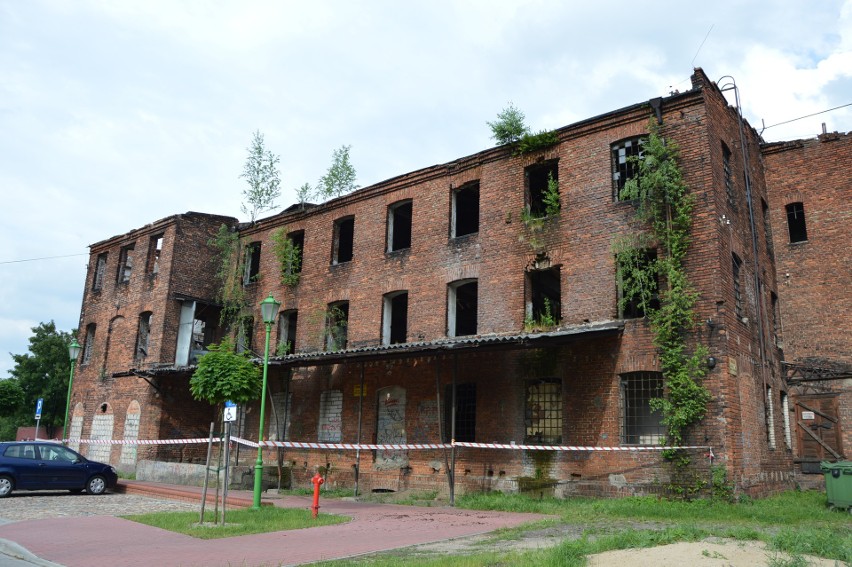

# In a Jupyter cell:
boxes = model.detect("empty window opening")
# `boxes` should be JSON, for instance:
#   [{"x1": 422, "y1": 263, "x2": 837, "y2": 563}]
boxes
[
  {"x1": 147, "y1": 234, "x2": 164, "y2": 274},
  {"x1": 761, "y1": 198, "x2": 773, "y2": 256},
  {"x1": 525, "y1": 378, "x2": 562, "y2": 444},
  {"x1": 448, "y1": 280, "x2": 477, "y2": 337},
  {"x1": 444, "y1": 383, "x2": 476, "y2": 442},
  {"x1": 332, "y1": 217, "x2": 355, "y2": 264},
  {"x1": 620, "y1": 372, "x2": 665, "y2": 445},
  {"x1": 785, "y1": 202, "x2": 808, "y2": 243},
  {"x1": 277, "y1": 310, "x2": 298, "y2": 355},
  {"x1": 236, "y1": 317, "x2": 254, "y2": 354},
  {"x1": 135, "y1": 312, "x2": 152, "y2": 360},
  {"x1": 92, "y1": 252, "x2": 108, "y2": 291},
  {"x1": 325, "y1": 301, "x2": 349, "y2": 351},
  {"x1": 525, "y1": 160, "x2": 558, "y2": 217},
  {"x1": 287, "y1": 230, "x2": 304, "y2": 274},
  {"x1": 732, "y1": 253, "x2": 744, "y2": 319},
  {"x1": 243, "y1": 242, "x2": 261, "y2": 285},
  {"x1": 766, "y1": 385, "x2": 776, "y2": 449},
  {"x1": 452, "y1": 182, "x2": 480, "y2": 238},
  {"x1": 617, "y1": 249, "x2": 660, "y2": 319},
  {"x1": 387, "y1": 200, "x2": 412, "y2": 252},
  {"x1": 117, "y1": 244, "x2": 135, "y2": 283},
  {"x1": 722, "y1": 142, "x2": 736, "y2": 209},
  {"x1": 382, "y1": 291, "x2": 408, "y2": 345},
  {"x1": 612, "y1": 137, "x2": 645, "y2": 200},
  {"x1": 82, "y1": 324, "x2": 96, "y2": 365},
  {"x1": 526, "y1": 267, "x2": 562, "y2": 327},
  {"x1": 781, "y1": 391, "x2": 792, "y2": 450}
]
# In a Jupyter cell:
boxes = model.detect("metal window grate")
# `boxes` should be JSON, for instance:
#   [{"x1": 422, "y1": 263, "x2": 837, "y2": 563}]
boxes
[
  {"x1": 732, "y1": 253, "x2": 743, "y2": 318},
  {"x1": 525, "y1": 379, "x2": 562, "y2": 444},
  {"x1": 620, "y1": 372, "x2": 664, "y2": 445}
]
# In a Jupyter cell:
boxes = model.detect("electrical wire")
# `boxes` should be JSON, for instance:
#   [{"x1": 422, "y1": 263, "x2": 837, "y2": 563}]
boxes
[
  {"x1": 762, "y1": 102, "x2": 852, "y2": 131},
  {"x1": 0, "y1": 253, "x2": 87, "y2": 265}
]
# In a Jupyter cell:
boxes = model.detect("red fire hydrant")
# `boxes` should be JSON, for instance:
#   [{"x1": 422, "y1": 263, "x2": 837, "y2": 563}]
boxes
[{"x1": 311, "y1": 472, "x2": 324, "y2": 518}]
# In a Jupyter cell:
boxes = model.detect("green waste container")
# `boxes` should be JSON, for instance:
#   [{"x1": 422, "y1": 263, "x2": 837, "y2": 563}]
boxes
[{"x1": 821, "y1": 461, "x2": 852, "y2": 510}]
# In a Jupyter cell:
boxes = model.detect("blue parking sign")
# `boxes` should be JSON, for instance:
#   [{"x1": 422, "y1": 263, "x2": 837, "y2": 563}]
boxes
[{"x1": 35, "y1": 398, "x2": 43, "y2": 419}]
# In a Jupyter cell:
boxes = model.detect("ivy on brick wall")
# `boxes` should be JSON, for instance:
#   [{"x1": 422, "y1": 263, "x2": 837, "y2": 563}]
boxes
[
  {"x1": 210, "y1": 223, "x2": 250, "y2": 330},
  {"x1": 615, "y1": 122, "x2": 711, "y2": 447}
]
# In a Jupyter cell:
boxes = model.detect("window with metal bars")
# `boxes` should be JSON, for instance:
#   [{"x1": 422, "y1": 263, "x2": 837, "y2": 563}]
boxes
[
  {"x1": 524, "y1": 379, "x2": 562, "y2": 444},
  {"x1": 732, "y1": 253, "x2": 743, "y2": 319},
  {"x1": 611, "y1": 137, "x2": 644, "y2": 201},
  {"x1": 620, "y1": 372, "x2": 664, "y2": 445},
  {"x1": 722, "y1": 142, "x2": 736, "y2": 210}
]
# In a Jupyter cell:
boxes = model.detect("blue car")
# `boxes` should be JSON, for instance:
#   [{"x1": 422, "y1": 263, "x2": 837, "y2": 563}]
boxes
[{"x1": 0, "y1": 441, "x2": 118, "y2": 497}]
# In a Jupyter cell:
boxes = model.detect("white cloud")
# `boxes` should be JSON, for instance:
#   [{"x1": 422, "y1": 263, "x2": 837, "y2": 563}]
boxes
[{"x1": 1, "y1": 0, "x2": 850, "y2": 378}]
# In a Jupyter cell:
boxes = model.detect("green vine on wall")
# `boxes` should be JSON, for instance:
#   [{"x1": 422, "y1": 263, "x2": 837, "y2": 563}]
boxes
[
  {"x1": 210, "y1": 223, "x2": 250, "y2": 330},
  {"x1": 520, "y1": 173, "x2": 561, "y2": 253},
  {"x1": 270, "y1": 227, "x2": 301, "y2": 287},
  {"x1": 614, "y1": 122, "x2": 711, "y2": 448}
]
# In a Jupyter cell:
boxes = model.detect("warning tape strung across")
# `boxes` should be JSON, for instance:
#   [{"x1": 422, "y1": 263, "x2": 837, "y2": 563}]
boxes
[
  {"x1": 65, "y1": 437, "x2": 712, "y2": 454},
  {"x1": 67, "y1": 438, "x2": 216, "y2": 446},
  {"x1": 453, "y1": 442, "x2": 711, "y2": 451}
]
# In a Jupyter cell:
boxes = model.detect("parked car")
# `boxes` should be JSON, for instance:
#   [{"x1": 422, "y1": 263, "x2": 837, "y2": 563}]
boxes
[{"x1": 0, "y1": 441, "x2": 118, "y2": 497}]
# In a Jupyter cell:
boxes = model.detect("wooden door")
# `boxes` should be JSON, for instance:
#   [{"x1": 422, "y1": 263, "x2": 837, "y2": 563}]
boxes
[{"x1": 795, "y1": 395, "x2": 844, "y2": 473}]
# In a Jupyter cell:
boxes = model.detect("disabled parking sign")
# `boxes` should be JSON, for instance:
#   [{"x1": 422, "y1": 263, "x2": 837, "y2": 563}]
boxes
[{"x1": 223, "y1": 400, "x2": 237, "y2": 422}]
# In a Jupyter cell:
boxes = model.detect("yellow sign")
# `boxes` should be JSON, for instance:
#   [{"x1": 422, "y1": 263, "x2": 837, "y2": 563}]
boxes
[{"x1": 354, "y1": 384, "x2": 367, "y2": 397}]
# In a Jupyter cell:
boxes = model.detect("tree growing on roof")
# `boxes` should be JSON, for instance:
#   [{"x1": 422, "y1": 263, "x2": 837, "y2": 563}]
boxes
[
  {"x1": 488, "y1": 102, "x2": 528, "y2": 145},
  {"x1": 317, "y1": 145, "x2": 358, "y2": 199},
  {"x1": 240, "y1": 130, "x2": 281, "y2": 223}
]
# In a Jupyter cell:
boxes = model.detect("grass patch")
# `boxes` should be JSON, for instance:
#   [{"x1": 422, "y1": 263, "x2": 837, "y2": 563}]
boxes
[
  {"x1": 314, "y1": 490, "x2": 851, "y2": 566},
  {"x1": 123, "y1": 505, "x2": 349, "y2": 539}
]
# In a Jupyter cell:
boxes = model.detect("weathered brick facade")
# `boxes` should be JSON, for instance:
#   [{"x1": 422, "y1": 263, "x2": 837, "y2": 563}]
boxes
[
  {"x1": 69, "y1": 68, "x2": 846, "y2": 497},
  {"x1": 763, "y1": 132, "x2": 852, "y2": 473}
]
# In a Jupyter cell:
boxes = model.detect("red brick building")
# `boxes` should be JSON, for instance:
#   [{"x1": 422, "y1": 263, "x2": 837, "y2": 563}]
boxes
[
  {"x1": 70, "y1": 68, "x2": 845, "y2": 497},
  {"x1": 762, "y1": 132, "x2": 852, "y2": 474}
]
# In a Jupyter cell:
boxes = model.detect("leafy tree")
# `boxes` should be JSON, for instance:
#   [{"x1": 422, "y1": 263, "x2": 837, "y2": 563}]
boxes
[
  {"x1": 317, "y1": 145, "x2": 358, "y2": 199},
  {"x1": 189, "y1": 339, "x2": 261, "y2": 407},
  {"x1": 488, "y1": 102, "x2": 529, "y2": 145},
  {"x1": 295, "y1": 182, "x2": 313, "y2": 207},
  {"x1": 240, "y1": 130, "x2": 281, "y2": 223},
  {"x1": 3, "y1": 322, "x2": 74, "y2": 439},
  {"x1": 0, "y1": 379, "x2": 24, "y2": 417}
]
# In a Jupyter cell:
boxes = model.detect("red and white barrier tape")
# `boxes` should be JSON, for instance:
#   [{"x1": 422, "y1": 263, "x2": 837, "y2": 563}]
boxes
[{"x1": 66, "y1": 436, "x2": 709, "y2": 453}]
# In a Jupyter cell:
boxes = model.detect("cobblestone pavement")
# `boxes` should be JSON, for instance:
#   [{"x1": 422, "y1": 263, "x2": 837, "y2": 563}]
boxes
[{"x1": 0, "y1": 491, "x2": 197, "y2": 523}]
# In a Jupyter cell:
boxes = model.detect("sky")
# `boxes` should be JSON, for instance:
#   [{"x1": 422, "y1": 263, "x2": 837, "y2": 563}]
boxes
[{"x1": 1, "y1": 0, "x2": 850, "y2": 378}]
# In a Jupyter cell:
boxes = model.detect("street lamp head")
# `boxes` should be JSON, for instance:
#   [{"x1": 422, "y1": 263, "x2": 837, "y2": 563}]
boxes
[
  {"x1": 68, "y1": 339, "x2": 82, "y2": 362},
  {"x1": 260, "y1": 295, "x2": 281, "y2": 325}
]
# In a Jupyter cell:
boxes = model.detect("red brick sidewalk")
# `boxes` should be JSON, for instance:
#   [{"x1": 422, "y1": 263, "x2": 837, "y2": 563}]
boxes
[{"x1": 0, "y1": 487, "x2": 548, "y2": 566}]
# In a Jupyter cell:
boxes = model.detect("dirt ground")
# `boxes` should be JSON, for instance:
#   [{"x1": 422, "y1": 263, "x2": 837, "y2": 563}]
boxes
[
  {"x1": 586, "y1": 539, "x2": 842, "y2": 566},
  {"x1": 412, "y1": 527, "x2": 845, "y2": 566}
]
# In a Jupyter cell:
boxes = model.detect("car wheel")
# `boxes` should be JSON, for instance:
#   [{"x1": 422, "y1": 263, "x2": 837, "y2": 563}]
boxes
[
  {"x1": 0, "y1": 475, "x2": 13, "y2": 498},
  {"x1": 86, "y1": 475, "x2": 107, "y2": 495}
]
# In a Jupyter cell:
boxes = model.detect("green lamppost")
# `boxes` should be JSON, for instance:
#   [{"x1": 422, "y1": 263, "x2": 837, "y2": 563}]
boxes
[
  {"x1": 63, "y1": 339, "x2": 82, "y2": 445},
  {"x1": 253, "y1": 294, "x2": 281, "y2": 509}
]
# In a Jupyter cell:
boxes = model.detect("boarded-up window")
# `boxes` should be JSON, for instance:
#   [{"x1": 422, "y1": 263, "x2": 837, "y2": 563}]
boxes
[
  {"x1": 93, "y1": 253, "x2": 108, "y2": 291},
  {"x1": 117, "y1": 244, "x2": 135, "y2": 283},
  {"x1": 317, "y1": 390, "x2": 342, "y2": 442}
]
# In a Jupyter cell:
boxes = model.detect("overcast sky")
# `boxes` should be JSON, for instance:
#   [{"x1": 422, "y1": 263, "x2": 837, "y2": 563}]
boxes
[{"x1": 1, "y1": 0, "x2": 850, "y2": 378}]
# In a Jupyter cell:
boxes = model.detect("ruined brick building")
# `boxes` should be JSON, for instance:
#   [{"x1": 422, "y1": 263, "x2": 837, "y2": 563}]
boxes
[{"x1": 69, "y1": 68, "x2": 850, "y2": 497}]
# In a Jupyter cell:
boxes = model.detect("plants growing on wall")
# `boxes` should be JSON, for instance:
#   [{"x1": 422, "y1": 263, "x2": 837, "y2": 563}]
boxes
[
  {"x1": 520, "y1": 173, "x2": 561, "y2": 253},
  {"x1": 614, "y1": 123, "x2": 711, "y2": 448},
  {"x1": 488, "y1": 103, "x2": 559, "y2": 155},
  {"x1": 270, "y1": 227, "x2": 301, "y2": 287},
  {"x1": 210, "y1": 224, "x2": 252, "y2": 334}
]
